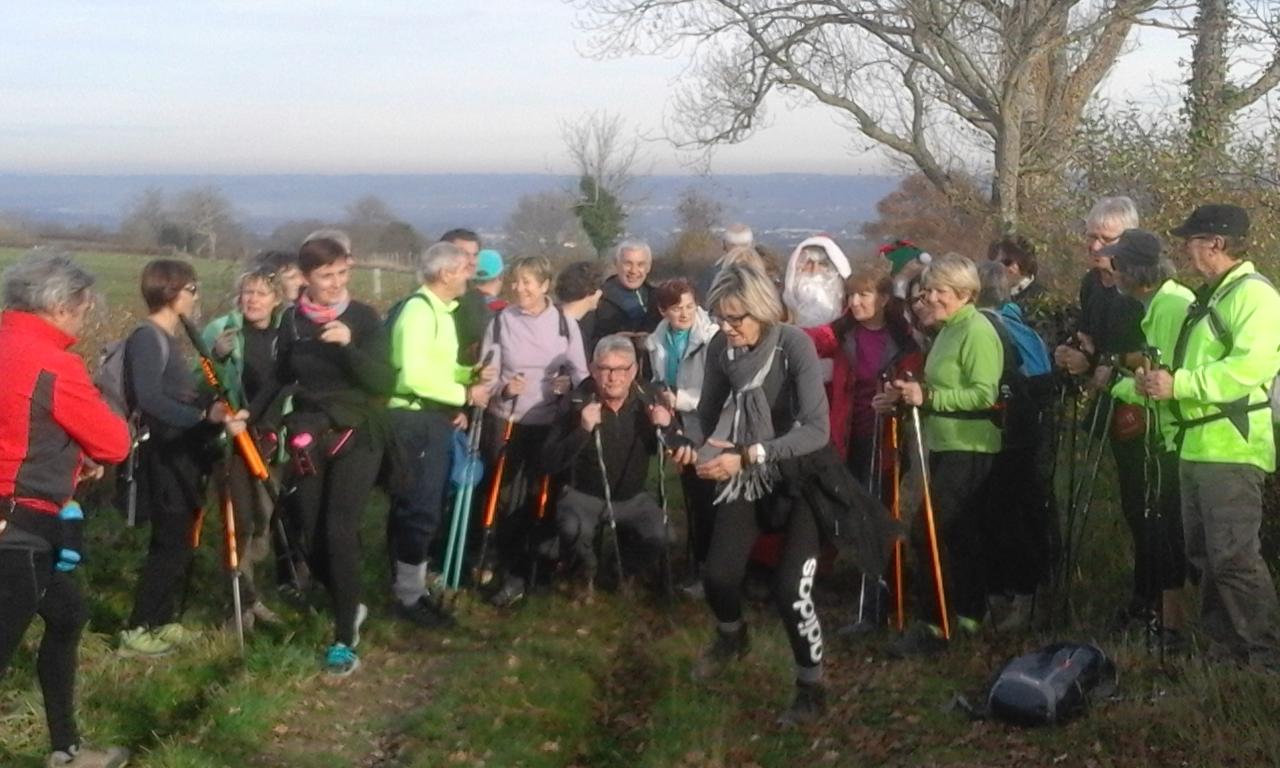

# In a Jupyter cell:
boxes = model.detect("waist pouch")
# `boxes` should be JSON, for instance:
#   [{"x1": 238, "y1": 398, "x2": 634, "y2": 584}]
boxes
[
  {"x1": 0, "y1": 503, "x2": 60, "y2": 553},
  {"x1": 1110, "y1": 403, "x2": 1146, "y2": 443}
]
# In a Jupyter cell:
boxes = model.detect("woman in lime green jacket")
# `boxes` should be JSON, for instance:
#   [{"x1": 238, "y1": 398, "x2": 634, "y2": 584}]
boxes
[{"x1": 877, "y1": 253, "x2": 1003, "y2": 655}]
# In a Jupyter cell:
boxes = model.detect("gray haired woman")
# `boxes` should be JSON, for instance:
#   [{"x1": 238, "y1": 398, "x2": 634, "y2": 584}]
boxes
[{"x1": 675, "y1": 263, "x2": 831, "y2": 725}]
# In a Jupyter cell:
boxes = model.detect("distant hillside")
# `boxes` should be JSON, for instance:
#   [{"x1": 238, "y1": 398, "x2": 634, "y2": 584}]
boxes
[{"x1": 0, "y1": 173, "x2": 899, "y2": 244}]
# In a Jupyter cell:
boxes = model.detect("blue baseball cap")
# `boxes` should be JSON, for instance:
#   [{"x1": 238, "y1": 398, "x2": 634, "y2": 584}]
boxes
[{"x1": 474, "y1": 249, "x2": 504, "y2": 281}]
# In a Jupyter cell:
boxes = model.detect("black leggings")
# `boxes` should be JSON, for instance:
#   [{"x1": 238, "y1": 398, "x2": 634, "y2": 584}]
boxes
[
  {"x1": 679, "y1": 467, "x2": 718, "y2": 570},
  {"x1": 288, "y1": 428, "x2": 383, "y2": 646},
  {"x1": 129, "y1": 445, "x2": 206, "y2": 628},
  {"x1": 0, "y1": 546, "x2": 86, "y2": 753},
  {"x1": 484, "y1": 418, "x2": 553, "y2": 578},
  {"x1": 913, "y1": 451, "x2": 994, "y2": 624},
  {"x1": 703, "y1": 498, "x2": 823, "y2": 669}
]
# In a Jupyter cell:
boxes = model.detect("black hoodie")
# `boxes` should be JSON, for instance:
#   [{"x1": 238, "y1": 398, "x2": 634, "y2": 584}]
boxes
[{"x1": 590, "y1": 275, "x2": 661, "y2": 352}]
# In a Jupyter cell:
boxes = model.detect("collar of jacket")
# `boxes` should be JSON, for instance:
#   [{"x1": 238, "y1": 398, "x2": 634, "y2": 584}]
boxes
[{"x1": 0, "y1": 310, "x2": 76, "y2": 349}]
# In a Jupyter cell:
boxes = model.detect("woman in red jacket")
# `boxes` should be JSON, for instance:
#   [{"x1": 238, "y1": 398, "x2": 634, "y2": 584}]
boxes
[
  {"x1": 805, "y1": 263, "x2": 922, "y2": 483},
  {"x1": 0, "y1": 252, "x2": 132, "y2": 767}
]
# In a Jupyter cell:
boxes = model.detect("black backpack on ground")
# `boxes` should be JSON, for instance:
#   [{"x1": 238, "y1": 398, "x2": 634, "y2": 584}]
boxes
[{"x1": 981, "y1": 642, "x2": 1118, "y2": 726}]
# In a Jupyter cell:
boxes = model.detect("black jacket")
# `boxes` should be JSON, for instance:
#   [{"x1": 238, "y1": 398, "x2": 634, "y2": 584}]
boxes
[
  {"x1": 592, "y1": 276, "x2": 661, "y2": 351},
  {"x1": 539, "y1": 379, "x2": 658, "y2": 502},
  {"x1": 774, "y1": 444, "x2": 900, "y2": 577}
]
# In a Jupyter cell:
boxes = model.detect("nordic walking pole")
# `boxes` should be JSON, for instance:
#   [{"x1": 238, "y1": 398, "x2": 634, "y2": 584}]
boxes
[
  {"x1": 905, "y1": 375, "x2": 950, "y2": 640},
  {"x1": 655, "y1": 425, "x2": 675, "y2": 602},
  {"x1": 179, "y1": 316, "x2": 298, "y2": 588},
  {"x1": 594, "y1": 427, "x2": 626, "y2": 587},
  {"x1": 857, "y1": 410, "x2": 885, "y2": 627},
  {"x1": 221, "y1": 478, "x2": 246, "y2": 656},
  {"x1": 476, "y1": 388, "x2": 519, "y2": 586},
  {"x1": 442, "y1": 350, "x2": 495, "y2": 592},
  {"x1": 889, "y1": 414, "x2": 905, "y2": 632}
]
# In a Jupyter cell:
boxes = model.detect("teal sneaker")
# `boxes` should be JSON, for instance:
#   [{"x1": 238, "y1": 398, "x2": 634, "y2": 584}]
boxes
[
  {"x1": 325, "y1": 643, "x2": 360, "y2": 677},
  {"x1": 118, "y1": 627, "x2": 173, "y2": 658}
]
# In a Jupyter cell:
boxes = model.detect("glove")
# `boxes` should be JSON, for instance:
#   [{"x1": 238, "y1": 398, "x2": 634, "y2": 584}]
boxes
[{"x1": 56, "y1": 501, "x2": 85, "y2": 573}]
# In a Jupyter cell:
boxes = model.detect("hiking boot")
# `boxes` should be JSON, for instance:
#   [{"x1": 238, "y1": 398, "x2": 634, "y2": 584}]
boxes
[
  {"x1": 153, "y1": 623, "x2": 198, "y2": 647},
  {"x1": 1153, "y1": 627, "x2": 1190, "y2": 657},
  {"x1": 691, "y1": 624, "x2": 750, "y2": 681},
  {"x1": 249, "y1": 601, "x2": 283, "y2": 626},
  {"x1": 776, "y1": 681, "x2": 827, "y2": 727},
  {"x1": 46, "y1": 744, "x2": 130, "y2": 767},
  {"x1": 117, "y1": 627, "x2": 173, "y2": 658},
  {"x1": 995, "y1": 594, "x2": 1034, "y2": 633},
  {"x1": 352, "y1": 603, "x2": 369, "y2": 648},
  {"x1": 489, "y1": 576, "x2": 526, "y2": 609},
  {"x1": 324, "y1": 643, "x2": 360, "y2": 677},
  {"x1": 393, "y1": 596, "x2": 454, "y2": 629},
  {"x1": 836, "y1": 618, "x2": 884, "y2": 638},
  {"x1": 886, "y1": 623, "x2": 948, "y2": 659}
]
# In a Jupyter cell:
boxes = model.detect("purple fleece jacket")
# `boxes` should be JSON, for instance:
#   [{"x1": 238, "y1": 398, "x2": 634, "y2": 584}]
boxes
[{"x1": 480, "y1": 300, "x2": 590, "y2": 425}]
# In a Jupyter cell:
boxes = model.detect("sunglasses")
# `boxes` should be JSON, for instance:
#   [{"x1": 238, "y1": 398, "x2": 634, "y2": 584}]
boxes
[{"x1": 182, "y1": 283, "x2": 199, "y2": 296}]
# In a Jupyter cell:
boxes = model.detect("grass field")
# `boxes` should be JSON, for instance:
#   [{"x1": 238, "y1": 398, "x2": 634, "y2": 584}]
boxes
[{"x1": 2, "y1": 246, "x2": 1280, "y2": 767}]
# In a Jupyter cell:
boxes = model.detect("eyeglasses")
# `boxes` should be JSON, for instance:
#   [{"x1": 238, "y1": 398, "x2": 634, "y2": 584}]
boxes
[
  {"x1": 712, "y1": 312, "x2": 750, "y2": 328},
  {"x1": 182, "y1": 283, "x2": 199, "y2": 296},
  {"x1": 594, "y1": 363, "x2": 635, "y2": 376},
  {"x1": 1085, "y1": 233, "x2": 1120, "y2": 246},
  {"x1": 910, "y1": 295, "x2": 927, "y2": 306}
]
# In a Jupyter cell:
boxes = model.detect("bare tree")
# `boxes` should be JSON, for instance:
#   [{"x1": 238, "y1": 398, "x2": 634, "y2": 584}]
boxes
[
  {"x1": 1159, "y1": 0, "x2": 1280, "y2": 164},
  {"x1": 674, "y1": 186, "x2": 722, "y2": 235},
  {"x1": 119, "y1": 187, "x2": 167, "y2": 248},
  {"x1": 504, "y1": 190, "x2": 591, "y2": 259},
  {"x1": 174, "y1": 185, "x2": 242, "y2": 260},
  {"x1": 574, "y1": 0, "x2": 1156, "y2": 226},
  {"x1": 560, "y1": 111, "x2": 641, "y2": 200}
]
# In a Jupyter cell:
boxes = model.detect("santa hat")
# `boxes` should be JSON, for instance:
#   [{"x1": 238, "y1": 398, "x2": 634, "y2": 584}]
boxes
[
  {"x1": 879, "y1": 239, "x2": 932, "y2": 276},
  {"x1": 783, "y1": 235, "x2": 852, "y2": 293}
]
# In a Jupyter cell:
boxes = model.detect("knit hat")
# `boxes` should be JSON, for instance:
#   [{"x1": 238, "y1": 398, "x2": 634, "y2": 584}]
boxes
[
  {"x1": 474, "y1": 249, "x2": 504, "y2": 281},
  {"x1": 878, "y1": 239, "x2": 933, "y2": 276}
]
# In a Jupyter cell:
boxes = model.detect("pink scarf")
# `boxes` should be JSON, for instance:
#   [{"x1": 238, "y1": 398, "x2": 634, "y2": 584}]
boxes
[{"x1": 297, "y1": 290, "x2": 350, "y2": 325}]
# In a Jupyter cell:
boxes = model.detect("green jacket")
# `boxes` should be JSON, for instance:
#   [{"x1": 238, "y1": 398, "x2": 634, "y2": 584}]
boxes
[
  {"x1": 202, "y1": 310, "x2": 248, "y2": 407},
  {"x1": 1171, "y1": 261, "x2": 1280, "y2": 471},
  {"x1": 1111, "y1": 279, "x2": 1195, "y2": 452},
  {"x1": 389, "y1": 286, "x2": 474, "y2": 410},
  {"x1": 923, "y1": 303, "x2": 1003, "y2": 454}
]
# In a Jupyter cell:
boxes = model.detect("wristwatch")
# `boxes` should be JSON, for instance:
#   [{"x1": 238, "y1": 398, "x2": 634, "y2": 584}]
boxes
[{"x1": 748, "y1": 443, "x2": 766, "y2": 465}]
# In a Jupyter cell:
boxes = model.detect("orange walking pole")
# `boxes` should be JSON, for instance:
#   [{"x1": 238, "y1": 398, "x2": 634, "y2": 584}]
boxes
[
  {"x1": 889, "y1": 416, "x2": 905, "y2": 632},
  {"x1": 222, "y1": 480, "x2": 245, "y2": 655},
  {"x1": 476, "y1": 398, "x2": 517, "y2": 585},
  {"x1": 909, "y1": 397, "x2": 950, "y2": 640},
  {"x1": 534, "y1": 475, "x2": 551, "y2": 520}
]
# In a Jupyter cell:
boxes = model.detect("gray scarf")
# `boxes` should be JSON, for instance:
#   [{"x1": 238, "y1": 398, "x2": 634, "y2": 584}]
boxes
[{"x1": 709, "y1": 324, "x2": 782, "y2": 503}]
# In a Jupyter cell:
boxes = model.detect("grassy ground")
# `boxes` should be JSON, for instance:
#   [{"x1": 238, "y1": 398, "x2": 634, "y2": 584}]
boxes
[{"x1": 3, "y1": 246, "x2": 1280, "y2": 766}]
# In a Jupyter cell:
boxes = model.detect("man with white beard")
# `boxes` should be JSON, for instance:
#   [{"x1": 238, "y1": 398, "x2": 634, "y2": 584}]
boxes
[
  {"x1": 783, "y1": 236, "x2": 852, "y2": 328},
  {"x1": 782, "y1": 236, "x2": 853, "y2": 382}
]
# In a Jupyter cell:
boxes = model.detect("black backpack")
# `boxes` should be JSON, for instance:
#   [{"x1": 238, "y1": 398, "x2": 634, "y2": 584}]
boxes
[{"x1": 981, "y1": 642, "x2": 1118, "y2": 726}]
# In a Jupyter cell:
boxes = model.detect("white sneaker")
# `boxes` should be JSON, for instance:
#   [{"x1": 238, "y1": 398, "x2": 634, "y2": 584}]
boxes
[{"x1": 351, "y1": 603, "x2": 369, "y2": 648}]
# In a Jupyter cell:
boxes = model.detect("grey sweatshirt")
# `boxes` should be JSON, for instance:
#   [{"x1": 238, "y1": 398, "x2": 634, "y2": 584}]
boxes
[{"x1": 481, "y1": 300, "x2": 590, "y2": 426}]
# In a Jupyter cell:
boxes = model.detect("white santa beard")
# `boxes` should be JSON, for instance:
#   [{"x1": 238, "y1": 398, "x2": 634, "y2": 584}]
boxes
[{"x1": 786, "y1": 272, "x2": 845, "y2": 328}]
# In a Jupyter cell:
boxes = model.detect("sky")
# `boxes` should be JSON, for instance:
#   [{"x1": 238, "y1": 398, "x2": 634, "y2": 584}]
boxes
[{"x1": 0, "y1": 0, "x2": 1189, "y2": 176}]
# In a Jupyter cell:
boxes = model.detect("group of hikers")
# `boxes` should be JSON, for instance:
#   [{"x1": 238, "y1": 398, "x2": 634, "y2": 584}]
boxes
[{"x1": 3, "y1": 196, "x2": 1280, "y2": 767}]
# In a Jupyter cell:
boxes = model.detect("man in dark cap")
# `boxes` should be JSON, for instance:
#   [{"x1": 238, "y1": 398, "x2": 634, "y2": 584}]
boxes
[
  {"x1": 1139, "y1": 204, "x2": 1280, "y2": 668},
  {"x1": 1104, "y1": 229, "x2": 1194, "y2": 649}
]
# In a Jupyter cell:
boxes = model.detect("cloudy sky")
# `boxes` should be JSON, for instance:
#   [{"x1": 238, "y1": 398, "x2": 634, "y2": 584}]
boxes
[{"x1": 1, "y1": 1, "x2": 1188, "y2": 175}]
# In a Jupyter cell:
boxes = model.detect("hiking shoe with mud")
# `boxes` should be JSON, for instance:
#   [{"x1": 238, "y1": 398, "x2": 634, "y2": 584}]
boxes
[
  {"x1": 46, "y1": 743, "x2": 130, "y2": 768},
  {"x1": 776, "y1": 681, "x2": 827, "y2": 727},
  {"x1": 691, "y1": 624, "x2": 750, "y2": 681},
  {"x1": 489, "y1": 576, "x2": 526, "y2": 609},
  {"x1": 325, "y1": 642, "x2": 360, "y2": 677}
]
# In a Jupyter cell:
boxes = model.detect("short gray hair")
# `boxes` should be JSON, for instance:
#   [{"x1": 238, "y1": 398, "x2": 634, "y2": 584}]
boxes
[
  {"x1": 707, "y1": 263, "x2": 784, "y2": 325},
  {"x1": 614, "y1": 240, "x2": 652, "y2": 264},
  {"x1": 418, "y1": 242, "x2": 468, "y2": 283},
  {"x1": 1086, "y1": 196, "x2": 1139, "y2": 233},
  {"x1": 302, "y1": 228, "x2": 353, "y2": 255},
  {"x1": 976, "y1": 260, "x2": 1010, "y2": 308},
  {"x1": 2, "y1": 249, "x2": 97, "y2": 314},
  {"x1": 723, "y1": 223, "x2": 753, "y2": 248},
  {"x1": 593, "y1": 333, "x2": 637, "y2": 364},
  {"x1": 1117, "y1": 257, "x2": 1177, "y2": 290}
]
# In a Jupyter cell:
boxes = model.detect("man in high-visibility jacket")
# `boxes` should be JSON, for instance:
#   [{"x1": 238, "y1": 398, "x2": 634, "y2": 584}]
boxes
[{"x1": 1142, "y1": 204, "x2": 1280, "y2": 667}]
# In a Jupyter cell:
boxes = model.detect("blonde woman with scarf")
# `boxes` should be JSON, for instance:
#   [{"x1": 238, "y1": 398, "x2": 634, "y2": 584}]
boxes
[{"x1": 674, "y1": 264, "x2": 831, "y2": 726}]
